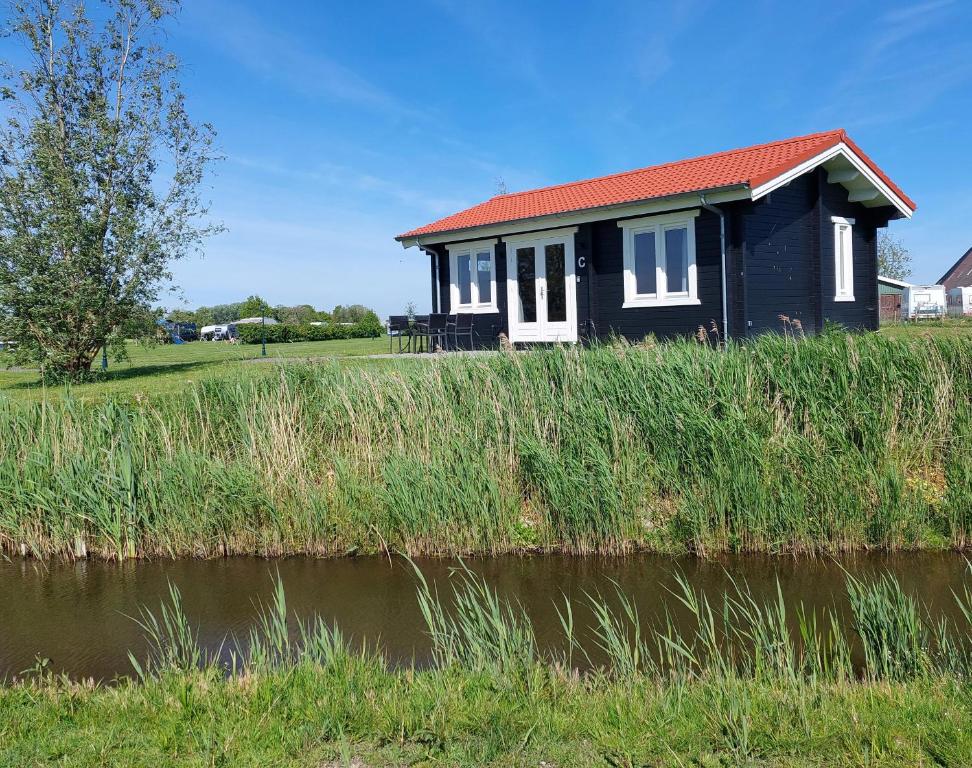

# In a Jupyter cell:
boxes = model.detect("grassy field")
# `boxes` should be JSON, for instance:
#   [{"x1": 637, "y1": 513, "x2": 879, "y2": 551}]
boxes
[
  {"x1": 0, "y1": 335, "x2": 393, "y2": 402},
  {"x1": 0, "y1": 321, "x2": 966, "y2": 403},
  {"x1": 1, "y1": 332, "x2": 970, "y2": 559},
  {"x1": 879, "y1": 315, "x2": 972, "y2": 340},
  {"x1": 4, "y1": 568, "x2": 972, "y2": 766}
]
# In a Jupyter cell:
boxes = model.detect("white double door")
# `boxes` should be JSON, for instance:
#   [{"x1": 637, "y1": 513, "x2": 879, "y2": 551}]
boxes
[{"x1": 505, "y1": 228, "x2": 578, "y2": 342}]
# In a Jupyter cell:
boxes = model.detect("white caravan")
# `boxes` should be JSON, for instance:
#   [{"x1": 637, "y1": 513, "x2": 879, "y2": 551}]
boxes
[{"x1": 900, "y1": 285, "x2": 947, "y2": 320}]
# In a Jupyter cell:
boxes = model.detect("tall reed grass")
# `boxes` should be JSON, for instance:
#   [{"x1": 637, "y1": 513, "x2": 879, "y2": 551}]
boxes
[
  {"x1": 1, "y1": 332, "x2": 969, "y2": 559},
  {"x1": 127, "y1": 565, "x2": 972, "y2": 687}
]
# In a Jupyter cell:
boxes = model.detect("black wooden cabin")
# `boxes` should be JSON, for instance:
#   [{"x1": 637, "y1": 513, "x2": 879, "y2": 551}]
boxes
[{"x1": 396, "y1": 130, "x2": 915, "y2": 347}]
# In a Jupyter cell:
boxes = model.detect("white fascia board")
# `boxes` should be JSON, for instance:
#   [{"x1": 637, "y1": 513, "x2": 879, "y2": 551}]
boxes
[
  {"x1": 750, "y1": 142, "x2": 913, "y2": 219},
  {"x1": 878, "y1": 275, "x2": 912, "y2": 288},
  {"x1": 397, "y1": 185, "x2": 749, "y2": 249}
]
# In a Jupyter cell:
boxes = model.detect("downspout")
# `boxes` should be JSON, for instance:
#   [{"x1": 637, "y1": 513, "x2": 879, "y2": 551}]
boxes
[
  {"x1": 418, "y1": 241, "x2": 439, "y2": 313},
  {"x1": 699, "y1": 194, "x2": 729, "y2": 344}
]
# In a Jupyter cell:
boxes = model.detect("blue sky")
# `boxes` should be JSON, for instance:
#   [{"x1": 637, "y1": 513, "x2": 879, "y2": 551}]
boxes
[{"x1": 50, "y1": 1, "x2": 972, "y2": 313}]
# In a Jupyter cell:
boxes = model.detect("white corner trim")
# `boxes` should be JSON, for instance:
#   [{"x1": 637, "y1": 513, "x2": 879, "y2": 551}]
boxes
[
  {"x1": 623, "y1": 298, "x2": 702, "y2": 309},
  {"x1": 751, "y1": 142, "x2": 913, "y2": 219}
]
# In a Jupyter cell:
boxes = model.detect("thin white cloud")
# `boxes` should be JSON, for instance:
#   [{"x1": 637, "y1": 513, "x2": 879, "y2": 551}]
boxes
[
  {"x1": 814, "y1": 0, "x2": 968, "y2": 128},
  {"x1": 227, "y1": 155, "x2": 468, "y2": 216},
  {"x1": 880, "y1": 0, "x2": 954, "y2": 25},
  {"x1": 180, "y1": 1, "x2": 418, "y2": 120}
]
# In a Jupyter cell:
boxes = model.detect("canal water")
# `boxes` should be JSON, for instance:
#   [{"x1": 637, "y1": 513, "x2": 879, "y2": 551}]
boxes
[{"x1": 1, "y1": 552, "x2": 967, "y2": 682}]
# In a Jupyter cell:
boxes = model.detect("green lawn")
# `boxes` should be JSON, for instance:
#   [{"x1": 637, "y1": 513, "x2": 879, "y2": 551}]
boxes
[
  {"x1": 0, "y1": 335, "x2": 396, "y2": 402},
  {"x1": 879, "y1": 316, "x2": 972, "y2": 339},
  {"x1": 2, "y1": 321, "x2": 968, "y2": 403}
]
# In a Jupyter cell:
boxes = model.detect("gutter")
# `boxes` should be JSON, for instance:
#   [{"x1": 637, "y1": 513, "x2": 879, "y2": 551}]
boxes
[{"x1": 699, "y1": 194, "x2": 729, "y2": 344}]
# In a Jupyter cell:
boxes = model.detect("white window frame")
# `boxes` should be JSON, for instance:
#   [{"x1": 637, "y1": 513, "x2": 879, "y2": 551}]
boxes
[
  {"x1": 618, "y1": 210, "x2": 700, "y2": 308},
  {"x1": 832, "y1": 216, "x2": 855, "y2": 302},
  {"x1": 446, "y1": 239, "x2": 498, "y2": 313}
]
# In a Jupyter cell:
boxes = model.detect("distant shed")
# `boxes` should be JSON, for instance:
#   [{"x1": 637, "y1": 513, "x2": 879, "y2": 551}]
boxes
[{"x1": 877, "y1": 275, "x2": 911, "y2": 321}]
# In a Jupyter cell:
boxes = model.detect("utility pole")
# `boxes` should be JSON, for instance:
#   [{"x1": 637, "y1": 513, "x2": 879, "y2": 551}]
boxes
[{"x1": 261, "y1": 314, "x2": 267, "y2": 357}]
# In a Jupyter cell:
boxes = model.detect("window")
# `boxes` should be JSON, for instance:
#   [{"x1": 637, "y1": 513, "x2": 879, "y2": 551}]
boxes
[
  {"x1": 832, "y1": 216, "x2": 855, "y2": 301},
  {"x1": 618, "y1": 210, "x2": 700, "y2": 308},
  {"x1": 447, "y1": 239, "x2": 498, "y2": 313}
]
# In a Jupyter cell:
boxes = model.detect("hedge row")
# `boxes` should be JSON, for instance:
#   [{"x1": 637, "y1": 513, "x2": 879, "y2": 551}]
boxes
[{"x1": 236, "y1": 314, "x2": 383, "y2": 344}]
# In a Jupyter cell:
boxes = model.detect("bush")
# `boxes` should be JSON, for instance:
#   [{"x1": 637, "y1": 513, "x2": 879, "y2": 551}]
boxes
[{"x1": 235, "y1": 313, "x2": 383, "y2": 345}]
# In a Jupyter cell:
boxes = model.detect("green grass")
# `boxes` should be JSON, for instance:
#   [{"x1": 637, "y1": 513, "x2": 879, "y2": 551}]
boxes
[
  {"x1": 6, "y1": 667, "x2": 967, "y2": 766},
  {"x1": 1, "y1": 332, "x2": 970, "y2": 559},
  {"x1": 4, "y1": 568, "x2": 972, "y2": 767},
  {"x1": 879, "y1": 316, "x2": 972, "y2": 340},
  {"x1": 0, "y1": 335, "x2": 393, "y2": 402}
]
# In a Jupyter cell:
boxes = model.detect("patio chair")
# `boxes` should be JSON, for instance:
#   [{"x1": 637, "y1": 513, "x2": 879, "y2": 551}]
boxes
[
  {"x1": 387, "y1": 315, "x2": 412, "y2": 353},
  {"x1": 445, "y1": 314, "x2": 458, "y2": 351},
  {"x1": 453, "y1": 313, "x2": 475, "y2": 350},
  {"x1": 410, "y1": 314, "x2": 430, "y2": 353},
  {"x1": 426, "y1": 313, "x2": 449, "y2": 352}
]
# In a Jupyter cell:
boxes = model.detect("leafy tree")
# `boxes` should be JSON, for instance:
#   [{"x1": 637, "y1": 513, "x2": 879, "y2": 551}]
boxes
[
  {"x1": 878, "y1": 232, "x2": 913, "y2": 281},
  {"x1": 0, "y1": 0, "x2": 219, "y2": 380},
  {"x1": 166, "y1": 308, "x2": 195, "y2": 325},
  {"x1": 274, "y1": 303, "x2": 318, "y2": 324},
  {"x1": 208, "y1": 304, "x2": 240, "y2": 324},
  {"x1": 331, "y1": 303, "x2": 373, "y2": 323},
  {"x1": 192, "y1": 306, "x2": 217, "y2": 326},
  {"x1": 118, "y1": 304, "x2": 164, "y2": 343},
  {"x1": 237, "y1": 294, "x2": 272, "y2": 319}
]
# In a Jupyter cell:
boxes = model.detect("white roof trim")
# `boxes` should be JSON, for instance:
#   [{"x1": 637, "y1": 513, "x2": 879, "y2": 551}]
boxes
[
  {"x1": 878, "y1": 275, "x2": 912, "y2": 288},
  {"x1": 751, "y1": 142, "x2": 913, "y2": 219}
]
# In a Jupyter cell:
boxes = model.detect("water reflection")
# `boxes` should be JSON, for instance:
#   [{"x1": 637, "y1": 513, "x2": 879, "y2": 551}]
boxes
[{"x1": 0, "y1": 552, "x2": 966, "y2": 682}]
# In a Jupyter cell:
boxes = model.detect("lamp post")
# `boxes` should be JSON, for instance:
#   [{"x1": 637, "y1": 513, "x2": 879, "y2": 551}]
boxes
[
  {"x1": 101, "y1": 346, "x2": 108, "y2": 371},
  {"x1": 261, "y1": 314, "x2": 267, "y2": 357}
]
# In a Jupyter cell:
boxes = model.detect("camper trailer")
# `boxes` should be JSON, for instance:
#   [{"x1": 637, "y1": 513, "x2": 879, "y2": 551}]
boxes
[
  {"x1": 901, "y1": 285, "x2": 947, "y2": 320},
  {"x1": 200, "y1": 323, "x2": 238, "y2": 341},
  {"x1": 947, "y1": 286, "x2": 972, "y2": 317}
]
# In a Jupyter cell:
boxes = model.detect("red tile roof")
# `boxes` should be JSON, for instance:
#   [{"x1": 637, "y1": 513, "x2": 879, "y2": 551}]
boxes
[{"x1": 398, "y1": 129, "x2": 915, "y2": 240}]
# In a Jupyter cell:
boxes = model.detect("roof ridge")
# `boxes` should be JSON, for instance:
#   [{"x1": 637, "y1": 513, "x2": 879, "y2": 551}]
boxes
[{"x1": 490, "y1": 128, "x2": 846, "y2": 201}]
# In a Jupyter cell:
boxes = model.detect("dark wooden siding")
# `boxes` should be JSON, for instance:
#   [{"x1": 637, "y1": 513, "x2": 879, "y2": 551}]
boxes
[
  {"x1": 738, "y1": 173, "x2": 818, "y2": 336},
  {"x1": 575, "y1": 223, "x2": 594, "y2": 339},
  {"x1": 587, "y1": 207, "x2": 725, "y2": 341},
  {"x1": 724, "y1": 204, "x2": 748, "y2": 340},
  {"x1": 736, "y1": 168, "x2": 891, "y2": 336},
  {"x1": 818, "y1": 174, "x2": 880, "y2": 331}
]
